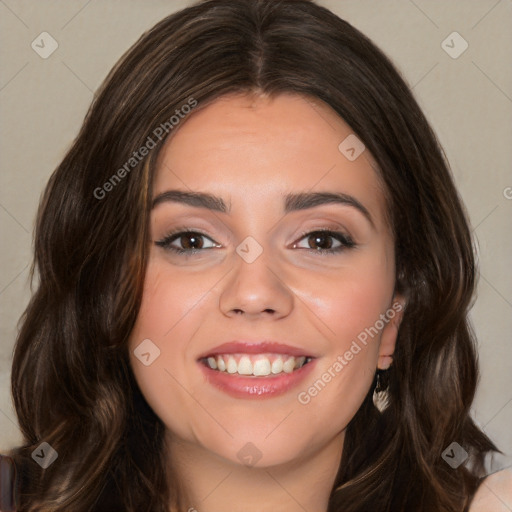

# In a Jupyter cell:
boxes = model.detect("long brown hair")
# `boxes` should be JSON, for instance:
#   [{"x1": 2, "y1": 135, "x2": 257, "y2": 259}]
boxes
[{"x1": 7, "y1": 0, "x2": 497, "y2": 510}]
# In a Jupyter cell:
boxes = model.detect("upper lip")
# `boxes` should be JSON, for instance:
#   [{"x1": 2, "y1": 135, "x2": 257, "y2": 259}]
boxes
[{"x1": 197, "y1": 341, "x2": 317, "y2": 360}]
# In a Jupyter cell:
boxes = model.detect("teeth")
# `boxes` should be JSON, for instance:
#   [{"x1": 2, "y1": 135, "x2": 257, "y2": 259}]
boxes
[
  {"x1": 204, "y1": 353, "x2": 310, "y2": 376},
  {"x1": 238, "y1": 356, "x2": 253, "y2": 375},
  {"x1": 227, "y1": 356, "x2": 238, "y2": 374},
  {"x1": 282, "y1": 357, "x2": 295, "y2": 373},
  {"x1": 295, "y1": 356, "x2": 306, "y2": 369},
  {"x1": 253, "y1": 358, "x2": 271, "y2": 376},
  {"x1": 271, "y1": 358, "x2": 283, "y2": 374}
]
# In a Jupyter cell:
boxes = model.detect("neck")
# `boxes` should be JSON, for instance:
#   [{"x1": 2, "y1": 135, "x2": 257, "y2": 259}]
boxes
[{"x1": 165, "y1": 431, "x2": 344, "y2": 512}]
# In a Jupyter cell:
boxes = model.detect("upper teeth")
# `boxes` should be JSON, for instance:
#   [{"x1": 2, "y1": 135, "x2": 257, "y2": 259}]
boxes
[{"x1": 204, "y1": 354, "x2": 310, "y2": 376}]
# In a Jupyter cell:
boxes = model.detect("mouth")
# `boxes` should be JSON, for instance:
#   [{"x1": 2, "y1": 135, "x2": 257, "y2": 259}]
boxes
[
  {"x1": 199, "y1": 353, "x2": 314, "y2": 376},
  {"x1": 196, "y1": 341, "x2": 317, "y2": 399}
]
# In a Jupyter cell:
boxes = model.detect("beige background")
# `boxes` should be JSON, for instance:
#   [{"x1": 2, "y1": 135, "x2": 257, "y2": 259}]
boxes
[{"x1": 1, "y1": 0, "x2": 511, "y2": 457}]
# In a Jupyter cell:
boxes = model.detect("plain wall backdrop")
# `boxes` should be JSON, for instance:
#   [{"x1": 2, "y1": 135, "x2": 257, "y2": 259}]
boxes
[{"x1": 1, "y1": 0, "x2": 511, "y2": 458}]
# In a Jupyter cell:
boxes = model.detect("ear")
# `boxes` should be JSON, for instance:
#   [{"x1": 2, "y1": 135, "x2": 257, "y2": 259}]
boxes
[{"x1": 378, "y1": 294, "x2": 406, "y2": 370}]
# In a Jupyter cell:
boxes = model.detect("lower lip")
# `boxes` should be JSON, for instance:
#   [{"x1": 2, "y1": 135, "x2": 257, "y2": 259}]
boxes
[{"x1": 198, "y1": 359, "x2": 317, "y2": 399}]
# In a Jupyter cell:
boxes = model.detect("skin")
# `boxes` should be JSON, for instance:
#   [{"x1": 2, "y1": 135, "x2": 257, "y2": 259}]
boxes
[
  {"x1": 470, "y1": 468, "x2": 512, "y2": 511},
  {"x1": 128, "y1": 92, "x2": 405, "y2": 512}
]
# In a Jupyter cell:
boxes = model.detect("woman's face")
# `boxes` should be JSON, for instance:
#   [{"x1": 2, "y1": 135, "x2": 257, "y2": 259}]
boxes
[{"x1": 128, "y1": 92, "x2": 403, "y2": 468}]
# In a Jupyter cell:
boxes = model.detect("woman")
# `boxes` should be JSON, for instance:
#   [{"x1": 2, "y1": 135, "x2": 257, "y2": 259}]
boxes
[{"x1": 2, "y1": 0, "x2": 511, "y2": 510}]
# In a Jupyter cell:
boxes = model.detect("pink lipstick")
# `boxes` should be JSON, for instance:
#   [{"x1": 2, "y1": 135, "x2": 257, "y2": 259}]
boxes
[{"x1": 197, "y1": 341, "x2": 317, "y2": 399}]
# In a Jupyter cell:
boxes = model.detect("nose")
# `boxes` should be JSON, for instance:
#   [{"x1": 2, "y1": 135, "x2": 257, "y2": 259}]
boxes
[{"x1": 218, "y1": 250, "x2": 294, "y2": 320}]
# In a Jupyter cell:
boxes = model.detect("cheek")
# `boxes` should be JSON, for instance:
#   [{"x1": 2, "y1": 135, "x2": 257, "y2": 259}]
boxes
[
  {"x1": 302, "y1": 252, "x2": 394, "y2": 353},
  {"x1": 127, "y1": 262, "x2": 205, "y2": 439},
  {"x1": 129, "y1": 255, "x2": 226, "y2": 355},
  {"x1": 134, "y1": 263, "x2": 209, "y2": 335},
  {"x1": 294, "y1": 253, "x2": 393, "y2": 416}
]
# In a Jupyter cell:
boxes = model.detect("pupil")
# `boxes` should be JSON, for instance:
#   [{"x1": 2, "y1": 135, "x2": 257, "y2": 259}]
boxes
[
  {"x1": 183, "y1": 234, "x2": 202, "y2": 249},
  {"x1": 310, "y1": 233, "x2": 331, "y2": 250}
]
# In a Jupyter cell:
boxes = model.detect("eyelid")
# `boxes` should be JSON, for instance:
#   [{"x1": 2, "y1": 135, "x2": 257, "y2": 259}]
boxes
[
  {"x1": 155, "y1": 226, "x2": 356, "y2": 256},
  {"x1": 154, "y1": 227, "x2": 221, "y2": 253},
  {"x1": 291, "y1": 228, "x2": 355, "y2": 251}
]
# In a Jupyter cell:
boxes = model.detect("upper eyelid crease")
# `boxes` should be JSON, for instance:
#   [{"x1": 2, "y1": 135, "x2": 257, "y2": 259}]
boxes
[
  {"x1": 151, "y1": 190, "x2": 375, "y2": 230},
  {"x1": 284, "y1": 192, "x2": 374, "y2": 229}
]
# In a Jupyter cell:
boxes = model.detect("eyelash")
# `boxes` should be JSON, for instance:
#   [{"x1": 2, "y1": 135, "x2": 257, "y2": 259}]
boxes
[{"x1": 155, "y1": 227, "x2": 356, "y2": 256}]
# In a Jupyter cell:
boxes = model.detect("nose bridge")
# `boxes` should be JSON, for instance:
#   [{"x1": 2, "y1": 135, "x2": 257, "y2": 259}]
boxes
[{"x1": 218, "y1": 241, "x2": 294, "y2": 317}]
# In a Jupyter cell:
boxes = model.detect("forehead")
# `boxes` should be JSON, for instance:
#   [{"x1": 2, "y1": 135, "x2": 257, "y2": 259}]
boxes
[{"x1": 153, "y1": 92, "x2": 389, "y2": 234}]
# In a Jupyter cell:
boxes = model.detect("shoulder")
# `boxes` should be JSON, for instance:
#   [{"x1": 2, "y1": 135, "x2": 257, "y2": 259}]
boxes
[{"x1": 469, "y1": 468, "x2": 512, "y2": 512}]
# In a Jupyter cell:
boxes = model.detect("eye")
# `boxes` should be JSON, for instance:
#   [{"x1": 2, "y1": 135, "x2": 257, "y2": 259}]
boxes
[
  {"x1": 155, "y1": 230, "x2": 220, "y2": 254},
  {"x1": 293, "y1": 229, "x2": 355, "y2": 254},
  {"x1": 155, "y1": 228, "x2": 355, "y2": 256}
]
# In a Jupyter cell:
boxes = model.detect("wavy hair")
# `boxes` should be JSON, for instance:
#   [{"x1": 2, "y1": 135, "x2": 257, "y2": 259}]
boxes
[{"x1": 7, "y1": 0, "x2": 497, "y2": 510}]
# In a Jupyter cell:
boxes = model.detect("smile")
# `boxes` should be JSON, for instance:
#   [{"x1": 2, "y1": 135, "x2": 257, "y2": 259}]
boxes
[
  {"x1": 200, "y1": 353, "x2": 313, "y2": 376},
  {"x1": 197, "y1": 343, "x2": 317, "y2": 398}
]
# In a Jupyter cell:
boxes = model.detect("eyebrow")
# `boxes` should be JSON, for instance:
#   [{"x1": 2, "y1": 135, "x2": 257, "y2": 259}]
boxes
[
  {"x1": 152, "y1": 190, "x2": 228, "y2": 212},
  {"x1": 152, "y1": 190, "x2": 375, "y2": 228}
]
